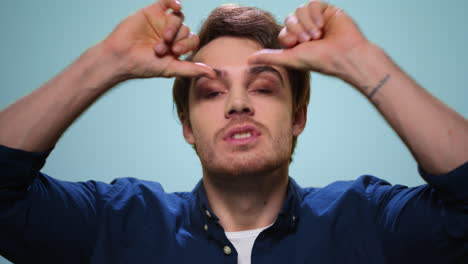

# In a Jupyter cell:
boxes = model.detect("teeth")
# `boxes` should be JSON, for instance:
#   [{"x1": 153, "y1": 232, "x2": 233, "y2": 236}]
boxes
[{"x1": 233, "y1": 132, "x2": 252, "y2": 139}]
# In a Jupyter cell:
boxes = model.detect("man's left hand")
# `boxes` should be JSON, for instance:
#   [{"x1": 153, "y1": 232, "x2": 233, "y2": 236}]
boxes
[{"x1": 248, "y1": 1, "x2": 369, "y2": 82}]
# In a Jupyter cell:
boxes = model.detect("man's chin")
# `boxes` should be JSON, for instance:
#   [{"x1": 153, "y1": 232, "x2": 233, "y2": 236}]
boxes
[{"x1": 204, "y1": 154, "x2": 285, "y2": 178}]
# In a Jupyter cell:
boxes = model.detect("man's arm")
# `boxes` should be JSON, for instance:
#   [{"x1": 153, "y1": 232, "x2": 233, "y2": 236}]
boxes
[
  {"x1": 339, "y1": 43, "x2": 468, "y2": 175},
  {"x1": 0, "y1": 1, "x2": 214, "y2": 262},
  {"x1": 0, "y1": 45, "x2": 124, "y2": 152},
  {"x1": 0, "y1": 0, "x2": 214, "y2": 153},
  {"x1": 249, "y1": 1, "x2": 468, "y2": 175}
]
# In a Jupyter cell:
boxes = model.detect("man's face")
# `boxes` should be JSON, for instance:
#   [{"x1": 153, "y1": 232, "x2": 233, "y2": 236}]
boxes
[{"x1": 183, "y1": 37, "x2": 306, "y2": 177}]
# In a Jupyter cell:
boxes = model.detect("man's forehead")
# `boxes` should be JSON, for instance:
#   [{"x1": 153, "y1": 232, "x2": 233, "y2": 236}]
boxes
[
  {"x1": 218, "y1": 65, "x2": 284, "y2": 81},
  {"x1": 192, "y1": 36, "x2": 262, "y2": 63},
  {"x1": 190, "y1": 36, "x2": 290, "y2": 84}
]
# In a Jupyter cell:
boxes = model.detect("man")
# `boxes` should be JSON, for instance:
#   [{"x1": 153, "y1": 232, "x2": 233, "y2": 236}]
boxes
[{"x1": 0, "y1": 0, "x2": 467, "y2": 263}]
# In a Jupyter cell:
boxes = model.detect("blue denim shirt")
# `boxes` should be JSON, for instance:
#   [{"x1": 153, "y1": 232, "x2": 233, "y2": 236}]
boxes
[{"x1": 0, "y1": 144, "x2": 467, "y2": 263}]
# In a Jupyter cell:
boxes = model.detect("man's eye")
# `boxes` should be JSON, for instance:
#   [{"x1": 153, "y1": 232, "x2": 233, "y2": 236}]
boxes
[
  {"x1": 254, "y1": 88, "x2": 272, "y2": 94},
  {"x1": 205, "y1": 91, "x2": 222, "y2": 99}
]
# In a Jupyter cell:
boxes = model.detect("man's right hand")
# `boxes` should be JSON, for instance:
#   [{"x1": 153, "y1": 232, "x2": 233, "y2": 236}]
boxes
[
  {"x1": 101, "y1": 0, "x2": 215, "y2": 80},
  {"x1": 1, "y1": 0, "x2": 216, "y2": 152}
]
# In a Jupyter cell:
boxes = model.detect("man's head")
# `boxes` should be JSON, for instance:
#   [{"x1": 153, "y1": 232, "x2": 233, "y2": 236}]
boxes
[{"x1": 173, "y1": 5, "x2": 310, "y2": 176}]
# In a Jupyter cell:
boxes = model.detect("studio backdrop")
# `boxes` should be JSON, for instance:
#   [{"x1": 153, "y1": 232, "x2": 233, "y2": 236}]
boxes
[{"x1": 1, "y1": 1, "x2": 467, "y2": 263}]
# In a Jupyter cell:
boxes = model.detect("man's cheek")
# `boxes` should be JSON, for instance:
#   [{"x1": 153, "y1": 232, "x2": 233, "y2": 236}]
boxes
[{"x1": 193, "y1": 124, "x2": 214, "y2": 144}]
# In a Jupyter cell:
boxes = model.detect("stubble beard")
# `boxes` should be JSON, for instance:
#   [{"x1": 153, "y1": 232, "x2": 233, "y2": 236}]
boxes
[{"x1": 194, "y1": 128, "x2": 293, "y2": 181}]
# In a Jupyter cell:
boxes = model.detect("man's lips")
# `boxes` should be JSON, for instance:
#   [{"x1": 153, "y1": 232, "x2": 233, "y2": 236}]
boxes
[{"x1": 222, "y1": 125, "x2": 261, "y2": 144}]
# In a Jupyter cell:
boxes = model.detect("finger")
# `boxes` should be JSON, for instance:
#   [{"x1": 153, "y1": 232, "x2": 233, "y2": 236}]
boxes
[
  {"x1": 295, "y1": 5, "x2": 319, "y2": 41},
  {"x1": 154, "y1": 41, "x2": 169, "y2": 56},
  {"x1": 278, "y1": 27, "x2": 298, "y2": 48},
  {"x1": 284, "y1": 14, "x2": 308, "y2": 44},
  {"x1": 172, "y1": 33, "x2": 199, "y2": 55},
  {"x1": 164, "y1": 11, "x2": 185, "y2": 43},
  {"x1": 171, "y1": 24, "x2": 190, "y2": 54},
  {"x1": 308, "y1": 0, "x2": 327, "y2": 28},
  {"x1": 166, "y1": 61, "x2": 216, "y2": 79},
  {"x1": 173, "y1": 24, "x2": 190, "y2": 42},
  {"x1": 248, "y1": 49, "x2": 302, "y2": 69},
  {"x1": 156, "y1": 0, "x2": 182, "y2": 12}
]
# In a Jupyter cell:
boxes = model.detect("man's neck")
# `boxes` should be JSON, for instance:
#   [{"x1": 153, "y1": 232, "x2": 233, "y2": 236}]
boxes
[{"x1": 202, "y1": 165, "x2": 289, "y2": 232}]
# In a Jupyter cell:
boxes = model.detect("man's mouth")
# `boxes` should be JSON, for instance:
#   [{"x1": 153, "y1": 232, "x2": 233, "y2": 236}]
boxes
[
  {"x1": 223, "y1": 125, "x2": 261, "y2": 145},
  {"x1": 232, "y1": 131, "x2": 252, "y2": 140}
]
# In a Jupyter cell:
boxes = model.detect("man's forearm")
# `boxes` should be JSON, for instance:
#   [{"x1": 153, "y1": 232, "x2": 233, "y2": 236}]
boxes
[
  {"x1": 0, "y1": 43, "x2": 127, "y2": 152},
  {"x1": 341, "y1": 43, "x2": 468, "y2": 175}
]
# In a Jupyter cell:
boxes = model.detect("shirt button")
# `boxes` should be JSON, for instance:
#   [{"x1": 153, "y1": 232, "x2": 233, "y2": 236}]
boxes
[
  {"x1": 205, "y1": 210, "x2": 212, "y2": 218},
  {"x1": 223, "y1": 246, "x2": 232, "y2": 255},
  {"x1": 203, "y1": 224, "x2": 208, "y2": 231}
]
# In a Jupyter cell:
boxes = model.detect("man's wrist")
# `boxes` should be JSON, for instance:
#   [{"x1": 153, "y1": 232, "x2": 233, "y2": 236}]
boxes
[
  {"x1": 336, "y1": 42, "x2": 398, "y2": 97},
  {"x1": 76, "y1": 43, "x2": 131, "y2": 94}
]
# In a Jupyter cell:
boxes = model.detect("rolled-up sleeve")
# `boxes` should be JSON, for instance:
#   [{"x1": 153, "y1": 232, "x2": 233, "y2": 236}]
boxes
[
  {"x1": 372, "y1": 161, "x2": 468, "y2": 263},
  {"x1": 0, "y1": 145, "x2": 104, "y2": 263},
  {"x1": 419, "y1": 161, "x2": 468, "y2": 205},
  {"x1": 0, "y1": 144, "x2": 52, "y2": 201}
]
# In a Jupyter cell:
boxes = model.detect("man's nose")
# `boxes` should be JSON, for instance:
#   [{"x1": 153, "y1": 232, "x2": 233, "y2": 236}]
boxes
[{"x1": 224, "y1": 89, "x2": 254, "y2": 118}]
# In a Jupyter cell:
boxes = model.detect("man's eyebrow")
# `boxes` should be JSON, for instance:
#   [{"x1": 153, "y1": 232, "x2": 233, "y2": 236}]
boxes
[
  {"x1": 193, "y1": 68, "x2": 226, "y2": 85},
  {"x1": 248, "y1": 65, "x2": 284, "y2": 85},
  {"x1": 192, "y1": 66, "x2": 284, "y2": 84},
  {"x1": 213, "y1": 68, "x2": 224, "y2": 78}
]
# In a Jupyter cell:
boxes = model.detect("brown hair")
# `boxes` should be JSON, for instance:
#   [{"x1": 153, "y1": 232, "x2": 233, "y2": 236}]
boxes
[{"x1": 173, "y1": 4, "x2": 310, "y2": 161}]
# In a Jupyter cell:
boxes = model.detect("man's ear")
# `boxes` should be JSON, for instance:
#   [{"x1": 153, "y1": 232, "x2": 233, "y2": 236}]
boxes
[
  {"x1": 292, "y1": 106, "x2": 307, "y2": 136},
  {"x1": 182, "y1": 115, "x2": 195, "y2": 145}
]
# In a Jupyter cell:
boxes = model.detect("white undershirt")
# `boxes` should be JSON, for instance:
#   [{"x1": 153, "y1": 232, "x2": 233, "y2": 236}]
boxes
[{"x1": 225, "y1": 225, "x2": 271, "y2": 264}]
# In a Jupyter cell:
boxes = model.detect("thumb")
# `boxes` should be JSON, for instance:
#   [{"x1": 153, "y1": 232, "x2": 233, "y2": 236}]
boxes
[
  {"x1": 165, "y1": 61, "x2": 216, "y2": 79},
  {"x1": 248, "y1": 49, "x2": 301, "y2": 68}
]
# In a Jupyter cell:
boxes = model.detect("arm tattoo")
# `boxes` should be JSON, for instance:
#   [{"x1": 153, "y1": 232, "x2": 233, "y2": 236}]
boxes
[
  {"x1": 374, "y1": 99, "x2": 381, "y2": 107},
  {"x1": 369, "y1": 74, "x2": 391, "y2": 99}
]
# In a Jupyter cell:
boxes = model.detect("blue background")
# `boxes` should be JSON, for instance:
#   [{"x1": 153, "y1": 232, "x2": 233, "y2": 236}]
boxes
[{"x1": 1, "y1": 0, "x2": 467, "y2": 262}]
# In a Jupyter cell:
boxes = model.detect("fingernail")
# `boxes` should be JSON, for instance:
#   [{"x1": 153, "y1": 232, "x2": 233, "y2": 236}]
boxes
[
  {"x1": 176, "y1": 2, "x2": 182, "y2": 11},
  {"x1": 195, "y1": 63, "x2": 215, "y2": 78},
  {"x1": 299, "y1": 32, "x2": 311, "y2": 42}
]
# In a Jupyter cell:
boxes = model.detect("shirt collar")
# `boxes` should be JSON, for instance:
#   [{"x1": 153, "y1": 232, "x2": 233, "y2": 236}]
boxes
[{"x1": 190, "y1": 177, "x2": 304, "y2": 234}]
